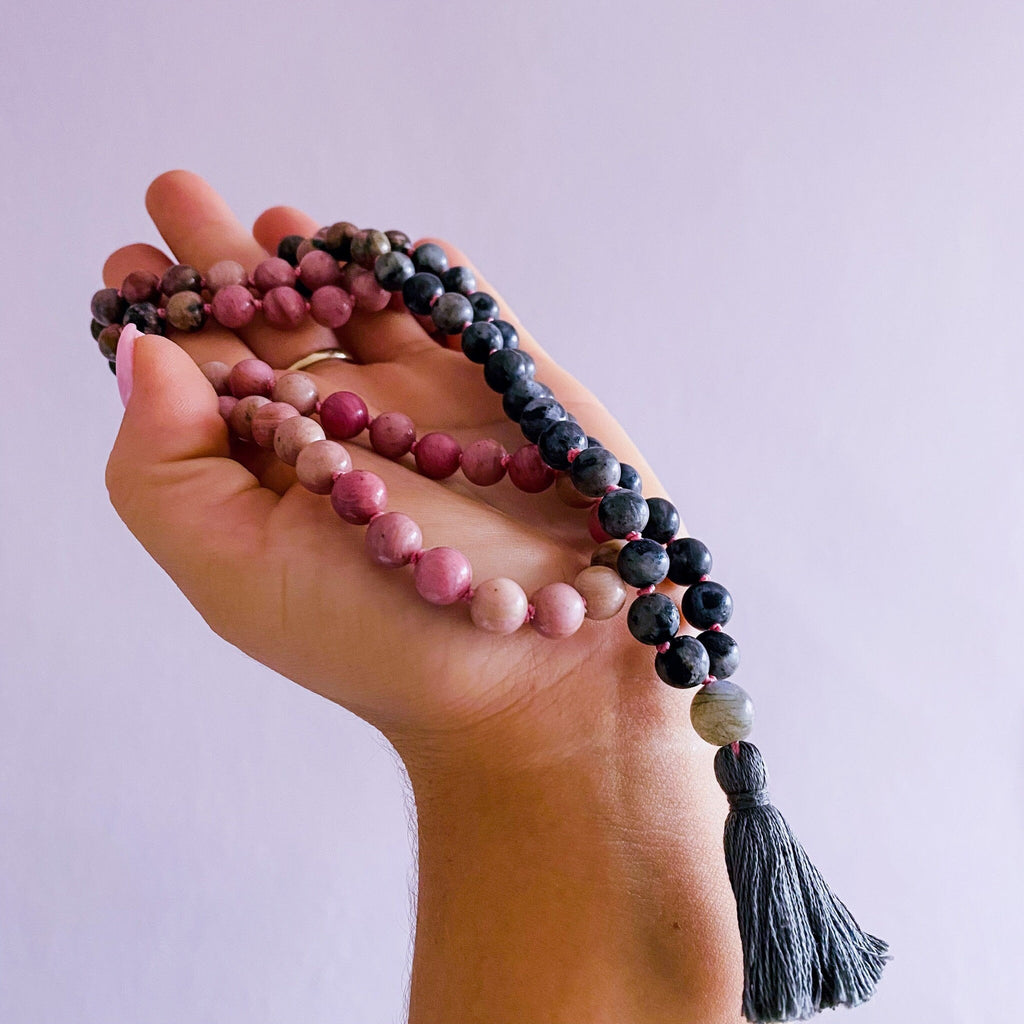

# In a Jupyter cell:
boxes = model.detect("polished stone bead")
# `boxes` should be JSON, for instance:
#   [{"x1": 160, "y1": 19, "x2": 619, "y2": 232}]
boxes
[
  {"x1": 666, "y1": 537, "x2": 713, "y2": 585},
  {"x1": 271, "y1": 371, "x2": 318, "y2": 415},
  {"x1": 586, "y1": 435, "x2": 603, "y2": 448},
  {"x1": 681, "y1": 580, "x2": 733, "y2": 630},
  {"x1": 470, "y1": 577, "x2": 528, "y2": 634},
  {"x1": 331, "y1": 469, "x2": 388, "y2": 525},
  {"x1": 617, "y1": 538, "x2": 669, "y2": 587},
  {"x1": 309, "y1": 285, "x2": 355, "y2": 328},
  {"x1": 538, "y1": 419, "x2": 588, "y2": 470},
  {"x1": 228, "y1": 394, "x2": 270, "y2": 441},
  {"x1": 573, "y1": 565, "x2": 627, "y2": 620},
  {"x1": 369, "y1": 411, "x2": 416, "y2": 458},
  {"x1": 590, "y1": 538, "x2": 628, "y2": 569},
  {"x1": 460, "y1": 438, "x2": 507, "y2": 485},
  {"x1": 206, "y1": 259, "x2": 249, "y2": 292},
  {"x1": 92, "y1": 317, "x2": 104, "y2": 340},
  {"x1": 296, "y1": 439, "x2": 352, "y2": 494},
  {"x1": 108, "y1": 358, "x2": 117, "y2": 375},
  {"x1": 484, "y1": 348, "x2": 533, "y2": 392},
  {"x1": 96, "y1": 325, "x2": 122, "y2": 361},
  {"x1": 295, "y1": 238, "x2": 317, "y2": 263},
  {"x1": 164, "y1": 290, "x2": 206, "y2": 332},
  {"x1": 160, "y1": 264, "x2": 203, "y2": 297},
  {"x1": 642, "y1": 497, "x2": 680, "y2": 544},
  {"x1": 570, "y1": 446, "x2": 620, "y2": 496},
  {"x1": 461, "y1": 321, "x2": 504, "y2": 363},
  {"x1": 531, "y1": 582, "x2": 586, "y2": 639},
  {"x1": 519, "y1": 397, "x2": 567, "y2": 442},
  {"x1": 431, "y1": 292, "x2": 474, "y2": 334},
  {"x1": 441, "y1": 266, "x2": 477, "y2": 295},
  {"x1": 218, "y1": 395, "x2": 237, "y2": 420},
  {"x1": 91, "y1": 287, "x2": 127, "y2": 326},
  {"x1": 228, "y1": 358, "x2": 275, "y2": 399},
  {"x1": 618, "y1": 463, "x2": 642, "y2": 492},
  {"x1": 507, "y1": 443, "x2": 556, "y2": 492},
  {"x1": 588, "y1": 501, "x2": 613, "y2": 543},
  {"x1": 555, "y1": 473, "x2": 596, "y2": 508},
  {"x1": 690, "y1": 680, "x2": 754, "y2": 745},
  {"x1": 349, "y1": 270, "x2": 391, "y2": 312},
  {"x1": 252, "y1": 257, "x2": 295, "y2": 294},
  {"x1": 366, "y1": 512, "x2": 422, "y2": 568},
  {"x1": 350, "y1": 229, "x2": 391, "y2": 269},
  {"x1": 200, "y1": 361, "x2": 232, "y2": 396},
  {"x1": 655, "y1": 635, "x2": 710, "y2": 689},
  {"x1": 402, "y1": 272, "x2": 444, "y2": 315},
  {"x1": 297, "y1": 250, "x2": 342, "y2": 290},
  {"x1": 262, "y1": 286, "x2": 308, "y2": 330},
  {"x1": 627, "y1": 592, "x2": 680, "y2": 645},
  {"x1": 319, "y1": 391, "x2": 368, "y2": 439},
  {"x1": 120, "y1": 270, "x2": 161, "y2": 305},
  {"x1": 277, "y1": 234, "x2": 305, "y2": 266},
  {"x1": 502, "y1": 378, "x2": 552, "y2": 421},
  {"x1": 493, "y1": 319, "x2": 518, "y2": 348},
  {"x1": 469, "y1": 291, "x2": 500, "y2": 321},
  {"x1": 274, "y1": 415, "x2": 326, "y2": 465},
  {"x1": 323, "y1": 221, "x2": 358, "y2": 260},
  {"x1": 251, "y1": 401, "x2": 300, "y2": 448},
  {"x1": 414, "y1": 546, "x2": 472, "y2": 605},
  {"x1": 122, "y1": 302, "x2": 162, "y2": 334},
  {"x1": 411, "y1": 242, "x2": 449, "y2": 276},
  {"x1": 374, "y1": 251, "x2": 415, "y2": 291},
  {"x1": 384, "y1": 229, "x2": 412, "y2": 255},
  {"x1": 698, "y1": 630, "x2": 741, "y2": 680},
  {"x1": 598, "y1": 487, "x2": 650, "y2": 538},
  {"x1": 211, "y1": 285, "x2": 257, "y2": 329},
  {"x1": 415, "y1": 432, "x2": 462, "y2": 479}
]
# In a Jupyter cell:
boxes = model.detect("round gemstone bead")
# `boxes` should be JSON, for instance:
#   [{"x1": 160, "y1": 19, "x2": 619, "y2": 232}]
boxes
[
  {"x1": 507, "y1": 444, "x2": 556, "y2": 492},
  {"x1": 218, "y1": 395, "x2": 238, "y2": 421},
  {"x1": 211, "y1": 285, "x2": 257, "y2": 329},
  {"x1": 200, "y1": 361, "x2": 232, "y2": 396},
  {"x1": 698, "y1": 630, "x2": 740, "y2": 680},
  {"x1": 531, "y1": 582, "x2": 586, "y2": 639},
  {"x1": 555, "y1": 473, "x2": 596, "y2": 508},
  {"x1": 460, "y1": 439, "x2": 508, "y2": 486},
  {"x1": 598, "y1": 488, "x2": 650, "y2": 538},
  {"x1": 274, "y1": 415, "x2": 326, "y2": 465},
  {"x1": 655, "y1": 635, "x2": 711, "y2": 689},
  {"x1": 262, "y1": 286, "x2": 308, "y2": 330},
  {"x1": 666, "y1": 536, "x2": 713, "y2": 585},
  {"x1": 351, "y1": 229, "x2": 391, "y2": 269},
  {"x1": 366, "y1": 512, "x2": 422, "y2": 568},
  {"x1": 414, "y1": 547, "x2": 472, "y2": 605},
  {"x1": 519, "y1": 397, "x2": 566, "y2": 443},
  {"x1": 349, "y1": 270, "x2": 392, "y2": 312},
  {"x1": 627, "y1": 592, "x2": 680, "y2": 645},
  {"x1": 570, "y1": 446, "x2": 620, "y2": 497},
  {"x1": 590, "y1": 538, "x2": 628, "y2": 569},
  {"x1": 414, "y1": 432, "x2": 462, "y2": 479},
  {"x1": 484, "y1": 349, "x2": 533, "y2": 393},
  {"x1": 121, "y1": 270, "x2": 161, "y2": 305},
  {"x1": 253, "y1": 257, "x2": 296, "y2": 294},
  {"x1": 122, "y1": 302, "x2": 162, "y2": 334},
  {"x1": 228, "y1": 394, "x2": 270, "y2": 441},
  {"x1": 165, "y1": 290, "x2": 207, "y2": 331},
  {"x1": 309, "y1": 286, "x2": 354, "y2": 328},
  {"x1": 384, "y1": 229, "x2": 412, "y2": 255},
  {"x1": 681, "y1": 580, "x2": 734, "y2": 630},
  {"x1": 573, "y1": 565, "x2": 627, "y2": 620},
  {"x1": 441, "y1": 266, "x2": 477, "y2": 295},
  {"x1": 331, "y1": 470, "x2": 387, "y2": 525},
  {"x1": 228, "y1": 358, "x2": 275, "y2": 399},
  {"x1": 251, "y1": 402, "x2": 300, "y2": 448},
  {"x1": 297, "y1": 249, "x2": 342, "y2": 290},
  {"x1": 323, "y1": 221, "x2": 357, "y2": 259},
  {"x1": 272, "y1": 372, "x2": 318, "y2": 415},
  {"x1": 588, "y1": 502, "x2": 613, "y2": 543},
  {"x1": 617, "y1": 538, "x2": 670, "y2": 588},
  {"x1": 295, "y1": 238, "x2": 316, "y2": 263},
  {"x1": 431, "y1": 292, "x2": 474, "y2": 334},
  {"x1": 461, "y1": 321, "x2": 504, "y2": 363},
  {"x1": 374, "y1": 251, "x2": 415, "y2": 291},
  {"x1": 96, "y1": 325, "x2": 122, "y2": 360},
  {"x1": 470, "y1": 578, "x2": 528, "y2": 634},
  {"x1": 295, "y1": 439, "x2": 352, "y2": 494},
  {"x1": 411, "y1": 243, "x2": 449, "y2": 276},
  {"x1": 468, "y1": 291, "x2": 500, "y2": 321},
  {"x1": 319, "y1": 391, "x2": 369, "y2": 439},
  {"x1": 537, "y1": 419, "x2": 588, "y2": 471},
  {"x1": 206, "y1": 259, "x2": 249, "y2": 292},
  {"x1": 91, "y1": 287, "x2": 127, "y2": 326},
  {"x1": 690, "y1": 680, "x2": 755, "y2": 746},
  {"x1": 159, "y1": 264, "x2": 203, "y2": 297},
  {"x1": 618, "y1": 463, "x2": 643, "y2": 492},
  {"x1": 642, "y1": 497, "x2": 680, "y2": 544},
  {"x1": 277, "y1": 235, "x2": 304, "y2": 265},
  {"x1": 402, "y1": 272, "x2": 444, "y2": 315},
  {"x1": 493, "y1": 319, "x2": 519, "y2": 348},
  {"x1": 502, "y1": 378, "x2": 552, "y2": 421},
  {"x1": 369, "y1": 412, "x2": 416, "y2": 458}
]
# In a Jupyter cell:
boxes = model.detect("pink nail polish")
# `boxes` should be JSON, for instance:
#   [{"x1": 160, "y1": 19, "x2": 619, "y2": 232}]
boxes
[{"x1": 116, "y1": 324, "x2": 141, "y2": 408}]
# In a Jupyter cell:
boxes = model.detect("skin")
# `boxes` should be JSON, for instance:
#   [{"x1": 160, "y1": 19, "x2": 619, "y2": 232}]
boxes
[{"x1": 104, "y1": 169, "x2": 746, "y2": 1023}]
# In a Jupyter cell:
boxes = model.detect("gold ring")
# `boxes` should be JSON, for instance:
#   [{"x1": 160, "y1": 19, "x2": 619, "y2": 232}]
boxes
[{"x1": 285, "y1": 349, "x2": 359, "y2": 372}]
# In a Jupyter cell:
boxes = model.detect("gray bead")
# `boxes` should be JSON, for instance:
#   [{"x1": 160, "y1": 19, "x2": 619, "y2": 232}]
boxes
[
  {"x1": 431, "y1": 292, "x2": 474, "y2": 334},
  {"x1": 570, "y1": 446, "x2": 620, "y2": 497},
  {"x1": 655, "y1": 635, "x2": 710, "y2": 688},
  {"x1": 598, "y1": 487, "x2": 649, "y2": 538},
  {"x1": 616, "y1": 538, "x2": 669, "y2": 588},
  {"x1": 698, "y1": 630, "x2": 740, "y2": 679},
  {"x1": 690, "y1": 679, "x2": 755, "y2": 746}
]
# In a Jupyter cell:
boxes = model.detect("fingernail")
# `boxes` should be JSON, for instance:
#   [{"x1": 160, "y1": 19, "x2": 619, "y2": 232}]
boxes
[{"x1": 116, "y1": 324, "x2": 141, "y2": 408}]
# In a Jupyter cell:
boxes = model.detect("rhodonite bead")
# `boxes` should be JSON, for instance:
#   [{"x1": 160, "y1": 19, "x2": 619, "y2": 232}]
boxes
[
  {"x1": 469, "y1": 291, "x2": 500, "y2": 321},
  {"x1": 698, "y1": 629, "x2": 740, "y2": 679},
  {"x1": 411, "y1": 242, "x2": 448, "y2": 276},
  {"x1": 274, "y1": 415, "x2": 326, "y2": 465},
  {"x1": 228, "y1": 358, "x2": 275, "y2": 399},
  {"x1": 617, "y1": 538, "x2": 670, "y2": 587},
  {"x1": 503, "y1": 378, "x2": 553, "y2": 421},
  {"x1": 91, "y1": 287, "x2": 127, "y2": 326},
  {"x1": 415, "y1": 432, "x2": 462, "y2": 479},
  {"x1": 461, "y1": 321, "x2": 503, "y2": 363},
  {"x1": 493, "y1": 319, "x2": 518, "y2": 348},
  {"x1": 218, "y1": 395, "x2": 238, "y2": 420},
  {"x1": 200, "y1": 360, "x2": 232, "y2": 396},
  {"x1": 642, "y1": 497, "x2": 680, "y2": 544},
  {"x1": 331, "y1": 469, "x2": 387, "y2": 525},
  {"x1": 570, "y1": 446, "x2": 620, "y2": 496},
  {"x1": 349, "y1": 269, "x2": 392, "y2": 312},
  {"x1": 655, "y1": 635, "x2": 710, "y2": 689},
  {"x1": 121, "y1": 270, "x2": 161, "y2": 305},
  {"x1": 122, "y1": 302, "x2": 162, "y2": 334},
  {"x1": 310, "y1": 285, "x2": 354, "y2": 328},
  {"x1": 460, "y1": 438, "x2": 507, "y2": 486},
  {"x1": 350, "y1": 229, "x2": 391, "y2": 269},
  {"x1": 414, "y1": 547, "x2": 472, "y2": 605},
  {"x1": 374, "y1": 251, "x2": 415, "y2": 291},
  {"x1": 384, "y1": 229, "x2": 412, "y2": 255},
  {"x1": 507, "y1": 444, "x2": 556, "y2": 492},
  {"x1": 441, "y1": 266, "x2": 476, "y2": 295},
  {"x1": 262, "y1": 286, "x2": 307, "y2": 330},
  {"x1": 588, "y1": 502, "x2": 613, "y2": 543},
  {"x1": 627, "y1": 592, "x2": 680, "y2": 645},
  {"x1": 470, "y1": 577, "x2": 528, "y2": 633},
  {"x1": 228, "y1": 394, "x2": 270, "y2": 440},
  {"x1": 538, "y1": 419, "x2": 588, "y2": 470},
  {"x1": 530, "y1": 582, "x2": 586, "y2": 639},
  {"x1": 160, "y1": 264, "x2": 203, "y2": 296},
  {"x1": 690, "y1": 679, "x2": 755, "y2": 745},
  {"x1": 295, "y1": 439, "x2": 352, "y2": 494},
  {"x1": 251, "y1": 402, "x2": 300, "y2": 448},
  {"x1": 206, "y1": 259, "x2": 248, "y2": 292},
  {"x1": 253, "y1": 257, "x2": 296, "y2": 293},
  {"x1": 297, "y1": 250, "x2": 342, "y2": 290},
  {"x1": 432, "y1": 292, "x2": 474, "y2": 334},
  {"x1": 319, "y1": 391, "x2": 368, "y2": 439},
  {"x1": 618, "y1": 463, "x2": 642, "y2": 492},
  {"x1": 573, "y1": 565, "x2": 627, "y2": 620},
  {"x1": 277, "y1": 235, "x2": 304, "y2": 266},
  {"x1": 165, "y1": 290, "x2": 206, "y2": 331},
  {"x1": 295, "y1": 238, "x2": 317, "y2": 263},
  {"x1": 323, "y1": 221, "x2": 358, "y2": 259},
  {"x1": 555, "y1": 472, "x2": 596, "y2": 508},
  {"x1": 598, "y1": 487, "x2": 650, "y2": 538},
  {"x1": 369, "y1": 412, "x2": 416, "y2": 458},
  {"x1": 402, "y1": 272, "x2": 443, "y2": 315},
  {"x1": 681, "y1": 580, "x2": 734, "y2": 630},
  {"x1": 590, "y1": 538, "x2": 628, "y2": 569},
  {"x1": 666, "y1": 536, "x2": 712, "y2": 585},
  {"x1": 272, "y1": 372, "x2": 318, "y2": 415},
  {"x1": 97, "y1": 325, "x2": 121, "y2": 360},
  {"x1": 366, "y1": 512, "x2": 422, "y2": 567},
  {"x1": 211, "y1": 285, "x2": 257, "y2": 329},
  {"x1": 519, "y1": 397, "x2": 566, "y2": 442},
  {"x1": 484, "y1": 349, "x2": 533, "y2": 393}
]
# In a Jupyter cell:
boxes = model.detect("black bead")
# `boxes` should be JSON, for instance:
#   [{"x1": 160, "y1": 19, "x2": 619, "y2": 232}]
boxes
[
  {"x1": 655, "y1": 635, "x2": 710, "y2": 689},
  {"x1": 277, "y1": 234, "x2": 305, "y2": 266},
  {"x1": 502, "y1": 378, "x2": 552, "y2": 421},
  {"x1": 681, "y1": 580, "x2": 733, "y2": 630},
  {"x1": 642, "y1": 497, "x2": 680, "y2": 544},
  {"x1": 493, "y1": 318, "x2": 518, "y2": 348},
  {"x1": 469, "y1": 291, "x2": 500, "y2": 321},
  {"x1": 586, "y1": 435, "x2": 603, "y2": 449},
  {"x1": 627, "y1": 593, "x2": 680, "y2": 645},
  {"x1": 374, "y1": 251, "x2": 415, "y2": 291},
  {"x1": 484, "y1": 348, "x2": 533, "y2": 392},
  {"x1": 108, "y1": 358, "x2": 117, "y2": 375},
  {"x1": 402, "y1": 272, "x2": 444, "y2": 315},
  {"x1": 665, "y1": 537, "x2": 712, "y2": 586},
  {"x1": 517, "y1": 350, "x2": 535, "y2": 376},
  {"x1": 697, "y1": 630, "x2": 740, "y2": 679},
  {"x1": 570, "y1": 446, "x2": 620, "y2": 496},
  {"x1": 385, "y1": 230, "x2": 412, "y2": 255},
  {"x1": 519, "y1": 397, "x2": 567, "y2": 442},
  {"x1": 411, "y1": 242, "x2": 449, "y2": 276},
  {"x1": 122, "y1": 302, "x2": 163, "y2": 334},
  {"x1": 91, "y1": 287, "x2": 127, "y2": 327},
  {"x1": 441, "y1": 266, "x2": 477, "y2": 295},
  {"x1": 432, "y1": 292, "x2": 474, "y2": 334},
  {"x1": 598, "y1": 487, "x2": 650, "y2": 538},
  {"x1": 617, "y1": 538, "x2": 669, "y2": 587},
  {"x1": 618, "y1": 463, "x2": 642, "y2": 492},
  {"x1": 90, "y1": 318, "x2": 104, "y2": 340},
  {"x1": 461, "y1": 321, "x2": 504, "y2": 363},
  {"x1": 538, "y1": 419, "x2": 588, "y2": 470}
]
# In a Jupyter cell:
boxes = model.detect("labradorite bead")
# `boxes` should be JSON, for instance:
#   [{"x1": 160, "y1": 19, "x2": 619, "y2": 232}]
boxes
[
  {"x1": 681, "y1": 580, "x2": 733, "y2": 630},
  {"x1": 655, "y1": 635, "x2": 710, "y2": 689},
  {"x1": 385, "y1": 229, "x2": 412, "y2": 255},
  {"x1": 519, "y1": 397, "x2": 566, "y2": 442},
  {"x1": 690, "y1": 679, "x2": 754, "y2": 746},
  {"x1": 642, "y1": 497, "x2": 680, "y2": 543},
  {"x1": 402, "y1": 272, "x2": 444, "y2": 315},
  {"x1": 462, "y1": 321, "x2": 504, "y2": 363},
  {"x1": 160, "y1": 264, "x2": 203, "y2": 297},
  {"x1": 597, "y1": 487, "x2": 649, "y2": 538},
  {"x1": 350, "y1": 229, "x2": 391, "y2": 269},
  {"x1": 666, "y1": 536, "x2": 713, "y2": 585},
  {"x1": 484, "y1": 348, "x2": 533, "y2": 393},
  {"x1": 165, "y1": 290, "x2": 207, "y2": 331},
  {"x1": 411, "y1": 242, "x2": 449, "y2": 276},
  {"x1": 586, "y1": 435, "x2": 603, "y2": 448},
  {"x1": 502, "y1": 378, "x2": 552, "y2": 421},
  {"x1": 618, "y1": 463, "x2": 642, "y2": 492},
  {"x1": 698, "y1": 630, "x2": 740, "y2": 679},
  {"x1": 431, "y1": 292, "x2": 474, "y2": 334},
  {"x1": 537, "y1": 419, "x2": 588, "y2": 470},
  {"x1": 469, "y1": 291, "x2": 500, "y2": 321},
  {"x1": 122, "y1": 302, "x2": 162, "y2": 334},
  {"x1": 570, "y1": 446, "x2": 620, "y2": 497},
  {"x1": 91, "y1": 287, "x2": 126, "y2": 327},
  {"x1": 374, "y1": 251, "x2": 415, "y2": 291},
  {"x1": 277, "y1": 234, "x2": 305, "y2": 266},
  {"x1": 627, "y1": 592, "x2": 680, "y2": 645},
  {"x1": 441, "y1": 266, "x2": 477, "y2": 295},
  {"x1": 616, "y1": 538, "x2": 669, "y2": 588},
  {"x1": 493, "y1": 319, "x2": 518, "y2": 348}
]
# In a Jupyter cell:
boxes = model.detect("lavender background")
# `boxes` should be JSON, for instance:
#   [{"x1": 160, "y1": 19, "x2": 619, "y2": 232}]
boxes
[{"x1": 1, "y1": 2, "x2": 1021, "y2": 1021}]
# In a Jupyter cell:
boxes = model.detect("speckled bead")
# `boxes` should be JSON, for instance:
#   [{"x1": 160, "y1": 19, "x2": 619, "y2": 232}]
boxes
[
  {"x1": 251, "y1": 402, "x2": 300, "y2": 448},
  {"x1": 374, "y1": 251, "x2": 415, "y2": 291},
  {"x1": 262, "y1": 286, "x2": 308, "y2": 330},
  {"x1": 617, "y1": 538, "x2": 670, "y2": 588},
  {"x1": 163, "y1": 290, "x2": 205, "y2": 332},
  {"x1": 211, "y1": 285, "x2": 257, "y2": 330},
  {"x1": 411, "y1": 243, "x2": 449, "y2": 276},
  {"x1": 160, "y1": 264, "x2": 203, "y2": 297},
  {"x1": 272, "y1": 372, "x2": 318, "y2": 415},
  {"x1": 681, "y1": 580, "x2": 733, "y2": 630},
  {"x1": 573, "y1": 565, "x2": 627, "y2": 620},
  {"x1": 319, "y1": 391, "x2": 369, "y2": 440},
  {"x1": 493, "y1": 319, "x2": 519, "y2": 348},
  {"x1": 323, "y1": 221, "x2": 358, "y2": 260},
  {"x1": 690, "y1": 680, "x2": 755, "y2": 746},
  {"x1": 698, "y1": 630, "x2": 741, "y2": 680},
  {"x1": 570, "y1": 446, "x2": 621, "y2": 497},
  {"x1": 297, "y1": 250, "x2": 342, "y2": 290},
  {"x1": 402, "y1": 272, "x2": 444, "y2": 316},
  {"x1": 384, "y1": 229, "x2": 412, "y2": 255},
  {"x1": 484, "y1": 349, "x2": 533, "y2": 393},
  {"x1": 469, "y1": 291, "x2": 500, "y2": 321},
  {"x1": 414, "y1": 432, "x2": 462, "y2": 479},
  {"x1": 655, "y1": 635, "x2": 711, "y2": 689},
  {"x1": 598, "y1": 487, "x2": 650, "y2": 539},
  {"x1": 531, "y1": 582, "x2": 586, "y2": 639},
  {"x1": 274, "y1": 415, "x2": 326, "y2": 465},
  {"x1": 441, "y1": 266, "x2": 477, "y2": 295},
  {"x1": 666, "y1": 536, "x2": 713, "y2": 585},
  {"x1": 555, "y1": 472, "x2": 596, "y2": 508},
  {"x1": 309, "y1": 286, "x2": 355, "y2": 328},
  {"x1": 228, "y1": 358, "x2": 276, "y2": 399},
  {"x1": 461, "y1": 321, "x2": 504, "y2": 363},
  {"x1": 414, "y1": 547, "x2": 472, "y2": 605},
  {"x1": 431, "y1": 292, "x2": 474, "y2": 334},
  {"x1": 366, "y1": 512, "x2": 423, "y2": 568},
  {"x1": 588, "y1": 502, "x2": 613, "y2": 543},
  {"x1": 370, "y1": 412, "x2": 416, "y2": 459},
  {"x1": 228, "y1": 394, "x2": 270, "y2": 441},
  {"x1": 331, "y1": 469, "x2": 388, "y2": 525},
  {"x1": 537, "y1": 419, "x2": 588, "y2": 471},
  {"x1": 91, "y1": 288, "x2": 127, "y2": 326},
  {"x1": 642, "y1": 497, "x2": 680, "y2": 544},
  {"x1": 350, "y1": 229, "x2": 391, "y2": 269},
  {"x1": 96, "y1": 324, "x2": 121, "y2": 360},
  {"x1": 590, "y1": 538, "x2": 628, "y2": 569},
  {"x1": 507, "y1": 444, "x2": 556, "y2": 492},
  {"x1": 519, "y1": 397, "x2": 567, "y2": 443},
  {"x1": 253, "y1": 257, "x2": 296, "y2": 293},
  {"x1": 122, "y1": 302, "x2": 162, "y2": 334},
  {"x1": 618, "y1": 463, "x2": 643, "y2": 493},
  {"x1": 470, "y1": 577, "x2": 529, "y2": 634},
  {"x1": 121, "y1": 270, "x2": 161, "y2": 305},
  {"x1": 627, "y1": 592, "x2": 680, "y2": 645},
  {"x1": 200, "y1": 361, "x2": 232, "y2": 396},
  {"x1": 349, "y1": 269, "x2": 392, "y2": 312},
  {"x1": 460, "y1": 439, "x2": 508, "y2": 486},
  {"x1": 503, "y1": 378, "x2": 552, "y2": 422},
  {"x1": 295, "y1": 439, "x2": 352, "y2": 494},
  {"x1": 205, "y1": 260, "x2": 248, "y2": 292}
]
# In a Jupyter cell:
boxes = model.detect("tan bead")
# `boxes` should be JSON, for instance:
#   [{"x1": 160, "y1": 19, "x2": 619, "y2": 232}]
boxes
[
  {"x1": 573, "y1": 565, "x2": 628, "y2": 620},
  {"x1": 470, "y1": 577, "x2": 529, "y2": 634},
  {"x1": 274, "y1": 415, "x2": 327, "y2": 466},
  {"x1": 590, "y1": 538, "x2": 628, "y2": 570},
  {"x1": 228, "y1": 394, "x2": 270, "y2": 442},
  {"x1": 555, "y1": 472, "x2": 596, "y2": 508},
  {"x1": 530, "y1": 582, "x2": 586, "y2": 639},
  {"x1": 272, "y1": 371, "x2": 319, "y2": 415},
  {"x1": 690, "y1": 680, "x2": 755, "y2": 746}
]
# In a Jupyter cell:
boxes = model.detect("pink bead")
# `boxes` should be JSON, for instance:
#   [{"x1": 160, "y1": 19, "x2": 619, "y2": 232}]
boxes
[
  {"x1": 460, "y1": 438, "x2": 508, "y2": 486},
  {"x1": 507, "y1": 444, "x2": 556, "y2": 493},
  {"x1": 200, "y1": 360, "x2": 232, "y2": 396},
  {"x1": 319, "y1": 391, "x2": 368, "y2": 439},
  {"x1": 414, "y1": 547, "x2": 472, "y2": 605},
  {"x1": 262, "y1": 286, "x2": 307, "y2": 330},
  {"x1": 555, "y1": 472, "x2": 597, "y2": 508},
  {"x1": 339, "y1": 262, "x2": 363, "y2": 291},
  {"x1": 588, "y1": 501, "x2": 612, "y2": 543},
  {"x1": 211, "y1": 284, "x2": 257, "y2": 329},
  {"x1": 295, "y1": 439, "x2": 352, "y2": 494},
  {"x1": 414, "y1": 432, "x2": 462, "y2": 479},
  {"x1": 349, "y1": 269, "x2": 391, "y2": 312},
  {"x1": 218, "y1": 395, "x2": 238, "y2": 420},
  {"x1": 252, "y1": 257, "x2": 296, "y2": 294},
  {"x1": 251, "y1": 401, "x2": 300, "y2": 448},
  {"x1": 205, "y1": 260, "x2": 248, "y2": 292},
  {"x1": 272, "y1": 371, "x2": 318, "y2": 415},
  {"x1": 120, "y1": 270, "x2": 160, "y2": 305},
  {"x1": 298, "y1": 249, "x2": 342, "y2": 290},
  {"x1": 228, "y1": 357, "x2": 275, "y2": 398},
  {"x1": 370, "y1": 412, "x2": 416, "y2": 459},
  {"x1": 331, "y1": 470, "x2": 387, "y2": 525},
  {"x1": 530, "y1": 582, "x2": 586, "y2": 639},
  {"x1": 228, "y1": 394, "x2": 270, "y2": 441},
  {"x1": 309, "y1": 286, "x2": 355, "y2": 328},
  {"x1": 470, "y1": 578, "x2": 529, "y2": 634},
  {"x1": 365, "y1": 512, "x2": 423, "y2": 568},
  {"x1": 274, "y1": 415, "x2": 326, "y2": 465},
  {"x1": 295, "y1": 238, "x2": 316, "y2": 262}
]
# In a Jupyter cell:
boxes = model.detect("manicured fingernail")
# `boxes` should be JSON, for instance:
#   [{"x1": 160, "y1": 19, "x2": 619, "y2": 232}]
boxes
[{"x1": 116, "y1": 324, "x2": 141, "y2": 408}]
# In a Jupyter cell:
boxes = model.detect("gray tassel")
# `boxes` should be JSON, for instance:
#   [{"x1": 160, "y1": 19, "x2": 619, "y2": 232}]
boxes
[{"x1": 714, "y1": 741, "x2": 892, "y2": 1023}]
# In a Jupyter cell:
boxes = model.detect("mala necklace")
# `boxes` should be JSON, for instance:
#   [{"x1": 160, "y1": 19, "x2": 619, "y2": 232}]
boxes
[{"x1": 90, "y1": 223, "x2": 891, "y2": 1023}]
